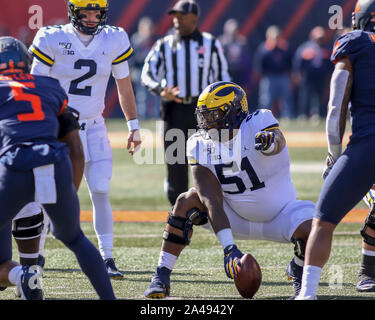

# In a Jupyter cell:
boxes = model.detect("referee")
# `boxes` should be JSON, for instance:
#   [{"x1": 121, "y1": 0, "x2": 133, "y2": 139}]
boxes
[{"x1": 141, "y1": 0, "x2": 230, "y2": 206}]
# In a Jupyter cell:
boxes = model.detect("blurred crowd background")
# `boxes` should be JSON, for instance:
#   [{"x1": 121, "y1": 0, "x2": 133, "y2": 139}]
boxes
[{"x1": 0, "y1": 0, "x2": 355, "y2": 122}]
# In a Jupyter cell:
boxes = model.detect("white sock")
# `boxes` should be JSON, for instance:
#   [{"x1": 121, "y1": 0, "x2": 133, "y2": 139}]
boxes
[
  {"x1": 8, "y1": 266, "x2": 23, "y2": 285},
  {"x1": 91, "y1": 192, "x2": 114, "y2": 260},
  {"x1": 216, "y1": 228, "x2": 235, "y2": 249},
  {"x1": 296, "y1": 265, "x2": 322, "y2": 299},
  {"x1": 158, "y1": 251, "x2": 177, "y2": 271},
  {"x1": 98, "y1": 233, "x2": 113, "y2": 260},
  {"x1": 362, "y1": 248, "x2": 375, "y2": 257}
]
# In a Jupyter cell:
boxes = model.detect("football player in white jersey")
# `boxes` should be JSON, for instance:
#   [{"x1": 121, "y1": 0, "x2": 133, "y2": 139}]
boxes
[
  {"x1": 26, "y1": 0, "x2": 141, "y2": 279},
  {"x1": 144, "y1": 81, "x2": 314, "y2": 299}
]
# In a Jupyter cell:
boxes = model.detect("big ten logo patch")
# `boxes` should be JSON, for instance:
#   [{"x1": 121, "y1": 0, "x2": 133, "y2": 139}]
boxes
[{"x1": 59, "y1": 42, "x2": 75, "y2": 56}]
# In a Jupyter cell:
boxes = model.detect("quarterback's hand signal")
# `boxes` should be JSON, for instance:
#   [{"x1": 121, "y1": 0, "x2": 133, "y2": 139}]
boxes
[
  {"x1": 224, "y1": 244, "x2": 243, "y2": 279},
  {"x1": 254, "y1": 131, "x2": 275, "y2": 152}
]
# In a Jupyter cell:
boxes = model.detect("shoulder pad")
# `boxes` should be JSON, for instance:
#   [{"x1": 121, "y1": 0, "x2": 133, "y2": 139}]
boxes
[
  {"x1": 245, "y1": 109, "x2": 278, "y2": 131},
  {"x1": 39, "y1": 25, "x2": 64, "y2": 35},
  {"x1": 331, "y1": 30, "x2": 368, "y2": 63},
  {"x1": 103, "y1": 25, "x2": 125, "y2": 34}
]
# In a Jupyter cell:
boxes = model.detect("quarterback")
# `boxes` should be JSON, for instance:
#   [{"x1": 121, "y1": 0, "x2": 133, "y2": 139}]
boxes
[
  {"x1": 144, "y1": 81, "x2": 313, "y2": 299},
  {"x1": 26, "y1": 0, "x2": 141, "y2": 278}
]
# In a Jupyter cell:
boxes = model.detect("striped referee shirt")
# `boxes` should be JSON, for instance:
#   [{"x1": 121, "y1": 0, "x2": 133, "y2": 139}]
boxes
[{"x1": 141, "y1": 29, "x2": 230, "y2": 99}]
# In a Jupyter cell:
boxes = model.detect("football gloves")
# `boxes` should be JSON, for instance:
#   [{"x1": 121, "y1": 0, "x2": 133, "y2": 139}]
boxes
[
  {"x1": 322, "y1": 153, "x2": 336, "y2": 180},
  {"x1": 223, "y1": 244, "x2": 243, "y2": 279},
  {"x1": 254, "y1": 131, "x2": 275, "y2": 152}
]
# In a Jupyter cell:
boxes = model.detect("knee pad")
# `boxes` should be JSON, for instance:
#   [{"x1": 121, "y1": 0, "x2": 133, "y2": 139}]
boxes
[
  {"x1": 292, "y1": 237, "x2": 306, "y2": 260},
  {"x1": 85, "y1": 160, "x2": 112, "y2": 194},
  {"x1": 361, "y1": 204, "x2": 375, "y2": 246},
  {"x1": 88, "y1": 177, "x2": 111, "y2": 194},
  {"x1": 13, "y1": 210, "x2": 44, "y2": 240},
  {"x1": 163, "y1": 207, "x2": 208, "y2": 245}
]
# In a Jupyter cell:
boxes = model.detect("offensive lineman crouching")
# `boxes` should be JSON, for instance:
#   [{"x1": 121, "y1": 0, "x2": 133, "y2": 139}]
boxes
[{"x1": 144, "y1": 81, "x2": 313, "y2": 299}]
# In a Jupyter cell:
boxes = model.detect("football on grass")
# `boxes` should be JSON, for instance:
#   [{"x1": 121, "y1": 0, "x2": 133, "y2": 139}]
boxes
[{"x1": 234, "y1": 253, "x2": 262, "y2": 299}]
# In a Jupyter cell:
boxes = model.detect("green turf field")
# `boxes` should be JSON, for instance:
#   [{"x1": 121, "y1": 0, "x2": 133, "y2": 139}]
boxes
[
  {"x1": 2, "y1": 118, "x2": 372, "y2": 300},
  {"x1": 1, "y1": 222, "x2": 371, "y2": 300}
]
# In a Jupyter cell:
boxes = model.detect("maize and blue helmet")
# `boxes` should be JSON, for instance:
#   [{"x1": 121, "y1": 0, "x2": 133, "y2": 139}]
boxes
[
  {"x1": 68, "y1": 0, "x2": 108, "y2": 35},
  {"x1": 195, "y1": 81, "x2": 248, "y2": 132}
]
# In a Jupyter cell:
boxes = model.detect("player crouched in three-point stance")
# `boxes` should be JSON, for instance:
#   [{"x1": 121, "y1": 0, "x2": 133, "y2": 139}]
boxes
[
  {"x1": 296, "y1": 0, "x2": 375, "y2": 299},
  {"x1": 144, "y1": 81, "x2": 313, "y2": 299},
  {"x1": 0, "y1": 36, "x2": 115, "y2": 299},
  {"x1": 28, "y1": 0, "x2": 141, "y2": 278}
]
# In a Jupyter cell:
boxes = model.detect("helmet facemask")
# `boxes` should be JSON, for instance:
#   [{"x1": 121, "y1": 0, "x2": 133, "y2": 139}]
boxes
[{"x1": 196, "y1": 105, "x2": 228, "y2": 131}]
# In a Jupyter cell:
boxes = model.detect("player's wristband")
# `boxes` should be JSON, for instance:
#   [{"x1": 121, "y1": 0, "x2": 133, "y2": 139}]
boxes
[{"x1": 127, "y1": 119, "x2": 140, "y2": 131}]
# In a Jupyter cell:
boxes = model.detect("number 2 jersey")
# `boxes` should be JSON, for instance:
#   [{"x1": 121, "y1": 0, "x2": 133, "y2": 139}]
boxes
[
  {"x1": 186, "y1": 109, "x2": 297, "y2": 223},
  {"x1": 0, "y1": 73, "x2": 68, "y2": 170},
  {"x1": 29, "y1": 23, "x2": 134, "y2": 120}
]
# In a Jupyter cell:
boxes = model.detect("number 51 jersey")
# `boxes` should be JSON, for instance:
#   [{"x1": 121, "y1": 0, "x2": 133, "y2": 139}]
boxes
[
  {"x1": 187, "y1": 109, "x2": 298, "y2": 223},
  {"x1": 29, "y1": 24, "x2": 134, "y2": 120}
]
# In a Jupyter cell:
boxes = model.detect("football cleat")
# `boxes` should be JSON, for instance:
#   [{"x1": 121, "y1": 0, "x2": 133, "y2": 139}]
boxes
[
  {"x1": 357, "y1": 273, "x2": 375, "y2": 292},
  {"x1": 285, "y1": 258, "x2": 303, "y2": 298},
  {"x1": 16, "y1": 266, "x2": 43, "y2": 300},
  {"x1": 104, "y1": 258, "x2": 123, "y2": 279},
  {"x1": 144, "y1": 267, "x2": 171, "y2": 299}
]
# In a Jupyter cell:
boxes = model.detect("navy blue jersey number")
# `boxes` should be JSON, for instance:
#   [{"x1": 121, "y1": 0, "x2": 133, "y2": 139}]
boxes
[
  {"x1": 68, "y1": 59, "x2": 97, "y2": 96},
  {"x1": 214, "y1": 157, "x2": 265, "y2": 194}
]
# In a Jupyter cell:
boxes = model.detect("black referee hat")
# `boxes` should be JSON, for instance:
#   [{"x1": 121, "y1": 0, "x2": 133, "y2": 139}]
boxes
[{"x1": 168, "y1": 0, "x2": 200, "y2": 16}]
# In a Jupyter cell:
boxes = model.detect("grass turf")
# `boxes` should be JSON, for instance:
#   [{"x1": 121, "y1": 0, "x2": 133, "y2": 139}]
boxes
[
  {"x1": 1, "y1": 222, "x2": 372, "y2": 300},
  {"x1": 2, "y1": 119, "x2": 371, "y2": 301}
]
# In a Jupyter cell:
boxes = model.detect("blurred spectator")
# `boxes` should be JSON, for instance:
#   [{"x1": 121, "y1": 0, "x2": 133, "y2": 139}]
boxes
[
  {"x1": 218, "y1": 19, "x2": 252, "y2": 94},
  {"x1": 292, "y1": 26, "x2": 332, "y2": 120},
  {"x1": 17, "y1": 26, "x2": 34, "y2": 47},
  {"x1": 0, "y1": 25, "x2": 9, "y2": 37},
  {"x1": 253, "y1": 25, "x2": 294, "y2": 119},
  {"x1": 130, "y1": 17, "x2": 160, "y2": 118}
]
